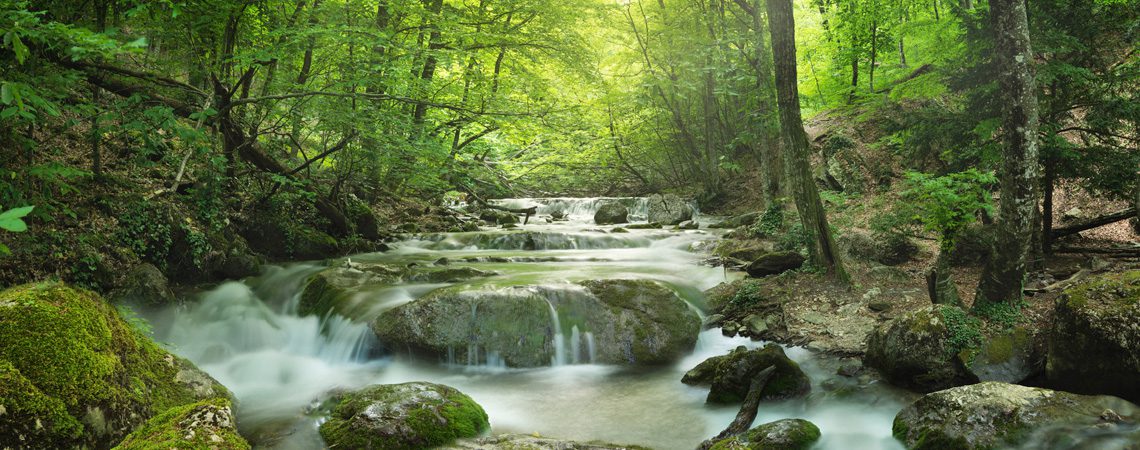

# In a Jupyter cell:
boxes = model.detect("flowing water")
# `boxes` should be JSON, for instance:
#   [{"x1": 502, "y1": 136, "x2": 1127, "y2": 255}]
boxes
[{"x1": 141, "y1": 197, "x2": 910, "y2": 449}]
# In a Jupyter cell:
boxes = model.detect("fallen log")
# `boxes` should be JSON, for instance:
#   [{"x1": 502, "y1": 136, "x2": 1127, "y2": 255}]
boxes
[
  {"x1": 1050, "y1": 208, "x2": 1137, "y2": 239},
  {"x1": 697, "y1": 365, "x2": 776, "y2": 450}
]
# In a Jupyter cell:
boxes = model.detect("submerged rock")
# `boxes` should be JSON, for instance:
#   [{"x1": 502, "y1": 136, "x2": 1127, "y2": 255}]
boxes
[
  {"x1": 594, "y1": 203, "x2": 629, "y2": 225},
  {"x1": 744, "y1": 251, "x2": 805, "y2": 278},
  {"x1": 864, "y1": 305, "x2": 976, "y2": 392},
  {"x1": 372, "y1": 279, "x2": 701, "y2": 367},
  {"x1": 320, "y1": 382, "x2": 489, "y2": 450},
  {"x1": 0, "y1": 283, "x2": 230, "y2": 449},
  {"x1": 892, "y1": 382, "x2": 1140, "y2": 450},
  {"x1": 681, "y1": 344, "x2": 811, "y2": 404},
  {"x1": 1047, "y1": 271, "x2": 1140, "y2": 403},
  {"x1": 112, "y1": 398, "x2": 249, "y2": 449},
  {"x1": 709, "y1": 418, "x2": 821, "y2": 450},
  {"x1": 444, "y1": 434, "x2": 648, "y2": 449},
  {"x1": 647, "y1": 193, "x2": 693, "y2": 225}
]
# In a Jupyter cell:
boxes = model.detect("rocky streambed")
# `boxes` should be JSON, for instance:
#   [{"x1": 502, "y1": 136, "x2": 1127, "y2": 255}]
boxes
[{"x1": 6, "y1": 197, "x2": 1138, "y2": 449}]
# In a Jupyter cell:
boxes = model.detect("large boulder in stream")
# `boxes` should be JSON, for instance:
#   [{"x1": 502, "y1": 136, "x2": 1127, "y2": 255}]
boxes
[
  {"x1": 319, "y1": 382, "x2": 489, "y2": 450},
  {"x1": 0, "y1": 283, "x2": 231, "y2": 449},
  {"x1": 1047, "y1": 270, "x2": 1140, "y2": 403},
  {"x1": 299, "y1": 261, "x2": 497, "y2": 319},
  {"x1": 372, "y1": 279, "x2": 701, "y2": 367},
  {"x1": 864, "y1": 305, "x2": 977, "y2": 392},
  {"x1": 593, "y1": 203, "x2": 629, "y2": 225},
  {"x1": 892, "y1": 382, "x2": 1140, "y2": 450},
  {"x1": 681, "y1": 344, "x2": 811, "y2": 404},
  {"x1": 647, "y1": 193, "x2": 693, "y2": 225}
]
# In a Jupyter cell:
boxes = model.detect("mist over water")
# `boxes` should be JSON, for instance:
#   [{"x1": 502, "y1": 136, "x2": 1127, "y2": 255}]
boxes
[{"x1": 145, "y1": 197, "x2": 909, "y2": 449}]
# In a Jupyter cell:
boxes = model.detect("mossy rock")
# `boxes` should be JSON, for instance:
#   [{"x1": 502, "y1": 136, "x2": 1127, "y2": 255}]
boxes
[
  {"x1": 963, "y1": 326, "x2": 1039, "y2": 384},
  {"x1": 593, "y1": 203, "x2": 629, "y2": 225},
  {"x1": 838, "y1": 230, "x2": 918, "y2": 266},
  {"x1": 864, "y1": 305, "x2": 976, "y2": 392},
  {"x1": 708, "y1": 212, "x2": 760, "y2": 229},
  {"x1": 681, "y1": 344, "x2": 811, "y2": 404},
  {"x1": 111, "y1": 398, "x2": 249, "y2": 450},
  {"x1": 892, "y1": 382, "x2": 1140, "y2": 450},
  {"x1": 647, "y1": 193, "x2": 693, "y2": 225},
  {"x1": 372, "y1": 280, "x2": 700, "y2": 367},
  {"x1": 319, "y1": 382, "x2": 489, "y2": 450},
  {"x1": 744, "y1": 252, "x2": 805, "y2": 278},
  {"x1": 443, "y1": 433, "x2": 649, "y2": 449},
  {"x1": 0, "y1": 283, "x2": 230, "y2": 449},
  {"x1": 299, "y1": 262, "x2": 496, "y2": 320},
  {"x1": 709, "y1": 418, "x2": 821, "y2": 450},
  {"x1": 1047, "y1": 270, "x2": 1140, "y2": 403}
]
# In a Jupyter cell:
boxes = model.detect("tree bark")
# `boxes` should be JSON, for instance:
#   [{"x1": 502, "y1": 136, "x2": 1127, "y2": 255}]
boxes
[
  {"x1": 927, "y1": 249, "x2": 962, "y2": 307},
  {"x1": 412, "y1": 0, "x2": 445, "y2": 129},
  {"x1": 974, "y1": 0, "x2": 1040, "y2": 310},
  {"x1": 767, "y1": 0, "x2": 849, "y2": 283}
]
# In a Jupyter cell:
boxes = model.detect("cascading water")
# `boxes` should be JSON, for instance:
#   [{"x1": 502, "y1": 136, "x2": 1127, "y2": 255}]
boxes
[{"x1": 142, "y1": 197, "x2": 913, "y2": 449}]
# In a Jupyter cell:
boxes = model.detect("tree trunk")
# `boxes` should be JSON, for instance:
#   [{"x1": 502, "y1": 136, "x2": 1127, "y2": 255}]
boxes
[
  {"x1": 1042, "y1": 160, "x2": 1054, "y2": 254},
  {"x1": 974, "y1": 0, "x2": 1040, "y2": 310},
  {"x1": 745, "y1": 0, "x2": 783, "y2": 206},
  {"x1": 927, "y1": 248, "x2": 962, "y2": 307},
  {"x1": 869, "y1": 20, "x2": 878, "y2": 92},
  {"x1": 412, "y1": 0, "x2": 444, "y2": 129},
  {"x1": 767, "y1": 0, "x2": 849, "y2": 283}
]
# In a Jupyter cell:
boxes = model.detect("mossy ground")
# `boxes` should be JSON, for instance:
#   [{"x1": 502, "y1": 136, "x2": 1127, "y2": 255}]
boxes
[{"x1": 0, "y1": 282, "x2": 221, "y2": 448}]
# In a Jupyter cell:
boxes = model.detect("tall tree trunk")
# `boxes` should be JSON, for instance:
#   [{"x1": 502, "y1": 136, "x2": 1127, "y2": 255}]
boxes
[
  {"x1": 767, "y1": 0, "x2": 849, "y2": 283},
  {"x1": 1042, "y1": 159, "x2": 1055, "y2": 254},
  {"x1": 739, "y1": 0, "x2": 783, "y2": 206},
  {"x1": 974, "y1": 0, "x2": 1040, "y2": 310},
  {"x1": 869, "y1": 20, "x2": 878, "y2": 92},
  {"x1": 412, "y1": 0, "x2": 444, "y2": 129},
  {"x1": 927, "y1": 247, "x2": 962, "y2": 307}
]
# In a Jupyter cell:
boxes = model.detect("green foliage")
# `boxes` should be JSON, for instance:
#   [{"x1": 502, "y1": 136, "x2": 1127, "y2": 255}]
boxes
[
  {"x1": 116, "y1": 203, "x2": 172, "y2": 268},
  {"x1": 0, "y1": 204, "x2": 33, "y2": 255},
  {"x1": 748, "y1": 203, "x2": 786, "y2": 238},
  {"x1": 899, "y1": 169, "x2": 995, "y2": 252},
  {"x1": 974, "y1": 300, "x2": 1026, "y2": 329},
  {"x1": 938, "y1": 305, "x2": 984, "y2": 359}
]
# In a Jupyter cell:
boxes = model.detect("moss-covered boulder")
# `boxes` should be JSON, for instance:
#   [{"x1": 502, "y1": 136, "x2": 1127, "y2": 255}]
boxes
[
  {"x1": 838, "y1": 230, "x2": 918, "y2": 266},
  {"x1": 319, "y1": 382, "x2": 489, "y2": 450},
  {"x1": 708, "y1": 212, "x2": 761, "y2": 229},
  {"x1": 443, "y1": 434, "x2": 648, "y2": 449},
  {"x1": 892, "y1": 382, "x2": 1140, "y2": 450},
  {"x1": 681, "y1": 344, "x2": 811, "y2": 404},
  {"x1": 593, "y1": 203, "x2": 629, "y2": 225},
  {"x1": 709, "y1": 418, "x2": 822, "y2": 450},
  {"x1": 864, "y1": 305, "x2": 976, "y2": 392},
  {"x1": 647, "y1": 193, "x2": 693, "y2": 225},
  {"x1": 112, "y1": 398, "x2": 249, "y2": 450},
  {"x1": 964, "y1": 326, "x2": 1039, "y2": 384},
  {"x1": 299, "y1": 262, "x2": 497, "y2": 320},
  {"x1": 111, "y1": 263, "x2": 176, "y2": 306},
  {"x1": 0, "y1": 283, "x2": 230, "y2": 449},
  {"x1": 1047, "y1": 271, "x2": 1140, "y2": 403},
  {"x1": 744, "y1": 252, "x2": 805, "y2": 278},
  {"x1": 702, "y1": 280, "x2": 786, "y2": 341},
  {"x1": 372, "y1": 280, "x2": 701, "y2": 367}
]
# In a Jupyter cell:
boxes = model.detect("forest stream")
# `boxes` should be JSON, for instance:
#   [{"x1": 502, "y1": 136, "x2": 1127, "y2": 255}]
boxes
[{"x1": 138, "y1": 198, "x2": 910, "y2": 449}]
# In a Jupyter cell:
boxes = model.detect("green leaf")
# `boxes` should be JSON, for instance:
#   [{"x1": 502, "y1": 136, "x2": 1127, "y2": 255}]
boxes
[
  {"x1": 0, "y1": 243, "x2": 9, "y2": 255},
  {"x1": 0, "y1": 206, "x2": 34, "y2": 233},
  {"x1": 11, "y1": 35, "x2": 28, "y2": 65},
  {"x1": 0, "y1": 84, "x2": 11, "y2": 105}
]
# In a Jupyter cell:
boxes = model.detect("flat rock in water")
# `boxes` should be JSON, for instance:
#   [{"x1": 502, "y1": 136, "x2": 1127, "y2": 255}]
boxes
[{"x1": 320, "y1": 382, "x2": 489, "y2": 450}]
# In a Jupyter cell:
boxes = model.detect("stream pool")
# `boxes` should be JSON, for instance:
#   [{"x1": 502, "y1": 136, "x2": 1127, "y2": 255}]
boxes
[{"x1": 139, "y1": 198, "x2": 911, "y2": 449}]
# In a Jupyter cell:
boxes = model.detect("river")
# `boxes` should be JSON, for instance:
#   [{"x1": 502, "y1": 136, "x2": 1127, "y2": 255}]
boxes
[{"x1": 139, "y1": 197, "x2": 909, "y2": 449}]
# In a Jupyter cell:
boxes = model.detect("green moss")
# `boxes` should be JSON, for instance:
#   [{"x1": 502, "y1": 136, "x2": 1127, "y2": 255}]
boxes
[
  {"x1": 111, "y1": 398, "x2": 249, "y2": 450},
  {"x1": 0, "y1": 282, "x2": 222, "y2": 448},
  {"x1": 1060, "y1": 270, "x2": 1140, "y2": 310},
  {"x1": 912, "y1": 428, "x2": 973, "y2": 450},
  {"x1": 0, "y1": 360, "x2": 84, "y2": 443},
  {"x1": 320, "y1": 383, "x2": 489, "y2": 450}
]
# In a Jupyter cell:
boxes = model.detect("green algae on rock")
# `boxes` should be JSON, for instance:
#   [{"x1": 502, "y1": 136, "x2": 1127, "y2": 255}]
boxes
[
  {"x1": 0, "y1": 283, "x2": 230, "y2": 449},
  {"x1": 864, "y1": 305, "x2": 977, "y2": 392},
  {"x1": 319, "y1": 382, "x2": 489, "y2": 450},
  {"x1": 112, "y1": 398, "x2": 250, "y2": 450}
]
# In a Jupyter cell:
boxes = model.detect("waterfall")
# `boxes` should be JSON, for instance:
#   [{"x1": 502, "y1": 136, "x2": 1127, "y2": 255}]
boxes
[
  {"x1": 547, "y1": 300, "x2": 568, "y2": 366},
  {"x1": 491, "y1": 197, "x2": 651, "y2": 221}
]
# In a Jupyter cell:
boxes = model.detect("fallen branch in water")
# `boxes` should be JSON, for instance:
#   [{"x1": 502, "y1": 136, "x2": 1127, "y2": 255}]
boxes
[{"x1": 697, "y1": 365, "x2": 776, "y2": 450}]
